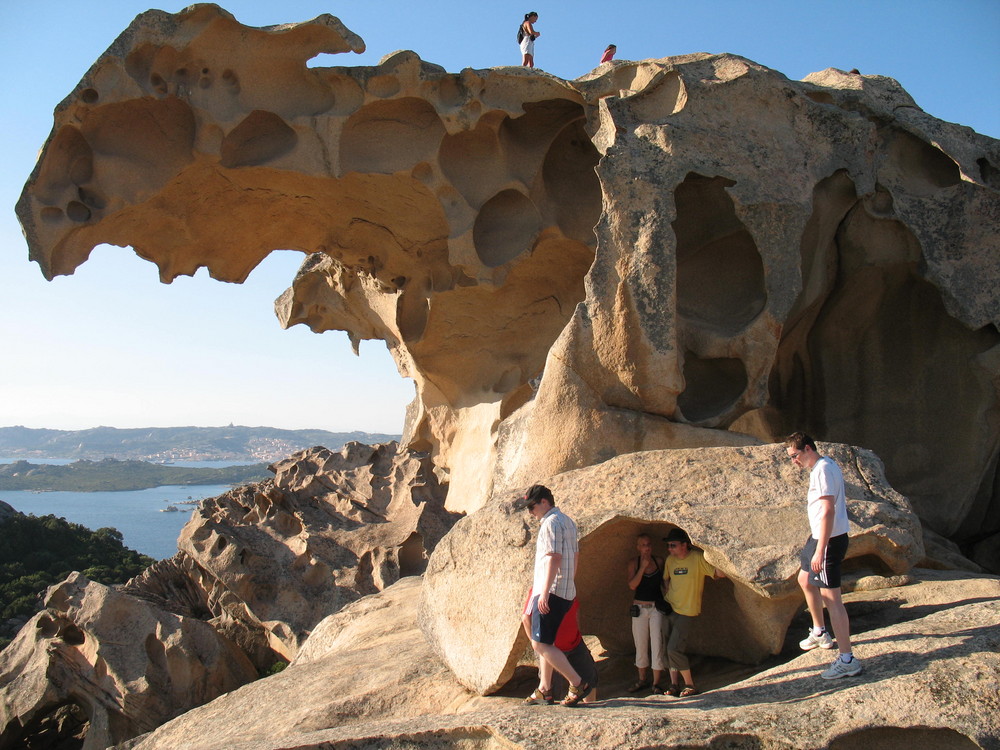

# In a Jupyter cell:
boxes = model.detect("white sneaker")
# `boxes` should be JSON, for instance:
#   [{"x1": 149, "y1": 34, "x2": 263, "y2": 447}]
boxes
[
  {"x1": 821, "y1": 656, "x2": 863, "y2": 679},
  {"x1": 799, "y1": 629, "x2": 834, "y2": 651}
]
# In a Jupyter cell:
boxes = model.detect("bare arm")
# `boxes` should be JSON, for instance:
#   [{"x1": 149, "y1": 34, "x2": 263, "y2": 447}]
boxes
[{"x1": 537, "y1": 552, "x2": 562, "y2": 614}]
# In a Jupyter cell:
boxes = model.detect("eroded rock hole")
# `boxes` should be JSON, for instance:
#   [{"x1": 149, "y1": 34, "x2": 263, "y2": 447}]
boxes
[
  {"x1": 978, "y1": 157, "x2": 1000, "y2": 189},
  {"x1": 883, "y1": 128, "x2": 961, "y2": 193},
  {"x1": 677, "y1": 352, "x2": 748, "y2": 424},
  {"x1": 221, "y1": 110, "x2": 298, "y2": 168},
  {"x1": 58, "y1": 623, "x2": 86, "y2": 646},
  {"x1": 472, "y1": 189, "x2": 542, "y2": 267},
  {"x1": 398, "y1": 532, "x2": 426, "y2": 577},
  {"x1": 672, "y1": 173, "x2": 766, "y2": 333},
  {"x1": 340, "y1": 98, "x2": 445, "y2": 175},
  {"x1": 65, "y1": 201, "x2": 91, "y2": 223},
  {"x1": 541, "y1": 119, "x2": 601, "y2": 245},
  {"x1": 80, "y1": 88, "x2": 99, "y2": 104}
]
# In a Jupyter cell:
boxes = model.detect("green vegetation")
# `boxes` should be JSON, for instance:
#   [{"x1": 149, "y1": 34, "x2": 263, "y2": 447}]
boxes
[
  {"x1": 0, "y1": 458, "x2": 269, "y2": 492},
  {"x1": 0, "y1": 514, "x2": 154, "y2": 650}
]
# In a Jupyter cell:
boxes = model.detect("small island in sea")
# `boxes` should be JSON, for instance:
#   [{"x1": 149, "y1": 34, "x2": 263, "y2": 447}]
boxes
[{"x1": 0, "y1": 458, "x2": 269, "y2": 492}]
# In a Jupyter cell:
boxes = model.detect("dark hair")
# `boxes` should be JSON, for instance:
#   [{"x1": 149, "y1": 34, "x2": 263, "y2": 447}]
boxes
[
  {"x1": 785, "y1": 432, "x2": 817, "y2": 451},
  {"x1": 522, "y1": 484, "x2": 554, "y2": 507},
  {"x1": 663, "y1": 528, "x2": 690, "y2": 545},
  {"x1": 524, "y1": 11, "x2": 538, "y2": 20}
]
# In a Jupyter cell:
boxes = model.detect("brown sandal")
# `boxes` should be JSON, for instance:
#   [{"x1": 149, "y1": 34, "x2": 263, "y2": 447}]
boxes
[
  {"x1": 679, "y1": 685, "x2": 699, "y2": 697},
  {"x1": 665, "y1": 684, "x2": 681, "y2": 697},
  {"x1": 524, "y1": 688, "x2": 553, "y2": 705},
  {"x1": 561, "y1": 681, "x2": 591, "y2": 706}
]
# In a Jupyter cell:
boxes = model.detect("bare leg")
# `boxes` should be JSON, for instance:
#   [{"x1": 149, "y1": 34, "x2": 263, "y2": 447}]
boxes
[
  {"x1": 820, "y1": 586, "x2": 853, "y2": 654},
  {"x1": 679, "y1": 668, "x2": 694, "y2": 687},
  {"x1": 652, "y1": 668, "x2": 663, "y2": 686},
  {"x1": 798, "y1": 569, "x2": 826, "y2": 630},
  {"x1": 532, "y1": 641, "x2": 582, "y2": 687},
  {"x1": 636, "y1": 666, "x2": 648, "y2": 683},
  {"x1": 537, "y1": 649, "x2": 555, "y2": 691}
]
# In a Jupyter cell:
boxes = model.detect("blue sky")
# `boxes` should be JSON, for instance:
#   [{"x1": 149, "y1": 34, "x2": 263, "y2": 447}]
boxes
[{"x1": 1, "y1": 1, "x2": 997, "y2": 433}]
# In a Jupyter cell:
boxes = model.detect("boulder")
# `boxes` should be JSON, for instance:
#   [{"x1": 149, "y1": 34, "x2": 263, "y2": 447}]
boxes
[
  {"x1": 420, "y1": 442, "x2": 922, "y2": 694},
  {"x1": 117, "y1": 569, "x2": 999, "y2": 750},
  {"x1": 0, "y1": 573, "x2": 256, "y2": 750}
]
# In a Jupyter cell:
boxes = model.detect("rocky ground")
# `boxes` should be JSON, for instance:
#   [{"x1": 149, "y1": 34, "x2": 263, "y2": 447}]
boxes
[{"x1": 120, "y1": 569, "x2": 1000, "y2": 750}]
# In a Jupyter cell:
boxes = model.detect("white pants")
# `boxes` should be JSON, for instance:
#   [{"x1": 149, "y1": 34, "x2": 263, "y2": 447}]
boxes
[{"x1": 631, "y1": 603, "x2": 665, "y2": 670}]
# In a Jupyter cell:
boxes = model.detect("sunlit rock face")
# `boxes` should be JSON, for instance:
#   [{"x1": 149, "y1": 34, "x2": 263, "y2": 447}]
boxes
[
  {"x1": 0, "y1": 573, "x2": 256, "y2": 750},
  {"x1": 16, "y1": 5, "x2": 1000, "y2": 559},
  {"x1": 420, "y1": 443, "x2": 924, "y2": 694}
]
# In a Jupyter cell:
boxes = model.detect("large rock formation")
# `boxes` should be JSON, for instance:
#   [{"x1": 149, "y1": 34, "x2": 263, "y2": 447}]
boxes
[
  {"x1": 16, "y1": 6, "x2": 1000, "y2": 568},
  {"x1": 421, "y1": 442, "x2": 923, "y2": 694},
  {"x1": 9, "y1": 4, "x2": 1000, "y2": 748}
]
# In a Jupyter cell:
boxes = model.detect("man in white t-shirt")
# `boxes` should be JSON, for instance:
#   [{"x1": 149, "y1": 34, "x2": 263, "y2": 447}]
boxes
[{"x1": 785, "y1": 432, "x2": 863, "y2": 679}]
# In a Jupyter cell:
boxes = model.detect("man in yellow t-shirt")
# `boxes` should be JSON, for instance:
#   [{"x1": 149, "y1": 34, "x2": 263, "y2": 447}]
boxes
[{"x1": 660, "y1": 528, "x2": 725, "y2": 697}]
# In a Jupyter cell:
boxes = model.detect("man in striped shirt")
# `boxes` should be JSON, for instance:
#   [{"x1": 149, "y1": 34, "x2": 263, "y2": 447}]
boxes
[{"x1": 517, "y1": 484, "x2": 591, "y2": 706}]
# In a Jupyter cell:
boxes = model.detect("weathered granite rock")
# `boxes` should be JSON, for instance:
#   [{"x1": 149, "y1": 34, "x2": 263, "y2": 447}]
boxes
[
  {"x1": 0, "y1": 573, "x2": 256, "y2": 750},
  {"x1": 0, "y1": 442, "x2": 457, "y2": 749},
  {"x1": 127, "y1": 442, "x2": 455, "y2": 661},
  {"x1": 17, "y1": 7, "x2": 1000, "y2": 557},
  {"x1": 114, "y1": 569, "x2": 999, "y2": 750},
  {"x1": 421, "y1": 442, "x2": 923, "y2": 694},
  {"x1": 123, "y1": 577, "x2": 488, "y2": 750}
]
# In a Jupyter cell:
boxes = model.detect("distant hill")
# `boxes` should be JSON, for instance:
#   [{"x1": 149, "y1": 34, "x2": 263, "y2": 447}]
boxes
[
  {"x1": 0, "y1": 426, "x2": 400, "y2": 462},
  {"x1": 0, "y1": 459, "x2": 271, "y2": 492}
]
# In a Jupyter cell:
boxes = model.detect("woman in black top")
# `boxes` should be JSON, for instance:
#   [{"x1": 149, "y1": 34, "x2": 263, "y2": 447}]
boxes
[{"x1": 626, "y1": 533, "x2": 666, "y2": 692}]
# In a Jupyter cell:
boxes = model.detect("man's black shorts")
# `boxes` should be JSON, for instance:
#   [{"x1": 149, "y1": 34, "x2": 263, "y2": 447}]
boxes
[
  {"x1": 800, "y1": 533, "x2": 849, "y2": 589},
  {"x1": 529, "y1": 593, "x2": 573, "y2": 645}
]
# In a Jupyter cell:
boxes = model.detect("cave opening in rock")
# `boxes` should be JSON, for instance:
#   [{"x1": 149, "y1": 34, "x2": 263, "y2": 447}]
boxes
[{"x1": 398, "y1": 531, "x2": 426, "y2": 577}]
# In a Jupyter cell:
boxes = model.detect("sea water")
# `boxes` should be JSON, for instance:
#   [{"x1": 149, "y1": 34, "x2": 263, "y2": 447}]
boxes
[{"x1": 0, "y1": 458, "x2": 253, "y2": 560}]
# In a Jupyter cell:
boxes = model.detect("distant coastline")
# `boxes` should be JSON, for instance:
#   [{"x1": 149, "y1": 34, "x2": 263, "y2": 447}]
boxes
[
  {"x1": 0, "y1": 425, "x2": 400, "y2": 463},
  {"x1": 0, "y1": 458, "x2": 270, "y2": 492}
]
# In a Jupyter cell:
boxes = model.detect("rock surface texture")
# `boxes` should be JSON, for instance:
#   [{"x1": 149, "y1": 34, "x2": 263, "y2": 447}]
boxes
[
  {"x1": 120, "y1": 571, "x2": 1000, "y2": 750},
  {"x1": 0, "y1": 573, "x2": 256, "y2": 750},
  {"x1": 10, "y1": 4, "x2": 1000, "y2": 749},
  {"x1": 0, "y1": 442, "x2": 453, "y2": 748},
  {"x1": 421, "y1": 442, "x2": 924, "y2": 694}
]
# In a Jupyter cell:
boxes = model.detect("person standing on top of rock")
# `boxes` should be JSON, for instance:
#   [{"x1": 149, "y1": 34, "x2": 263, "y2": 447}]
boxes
[
  {"x1": 625, "y1": 532, "x2": 666, "y2": 694},
  {"x1": 785, "y1": 432, "x2": 863, "y2": 679},
  {"x1": 517, "y1": 12, "x2": 540, "y2": 68},
  {"x1": 516, "y1": 484, "x2": 592, "y2": 706},
  {"x1": 600, "y1": 44, "x2": 616, "y2": 64},
  {"x1": 660, "y1": 528, "x2": 725, "y2": 697}
]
